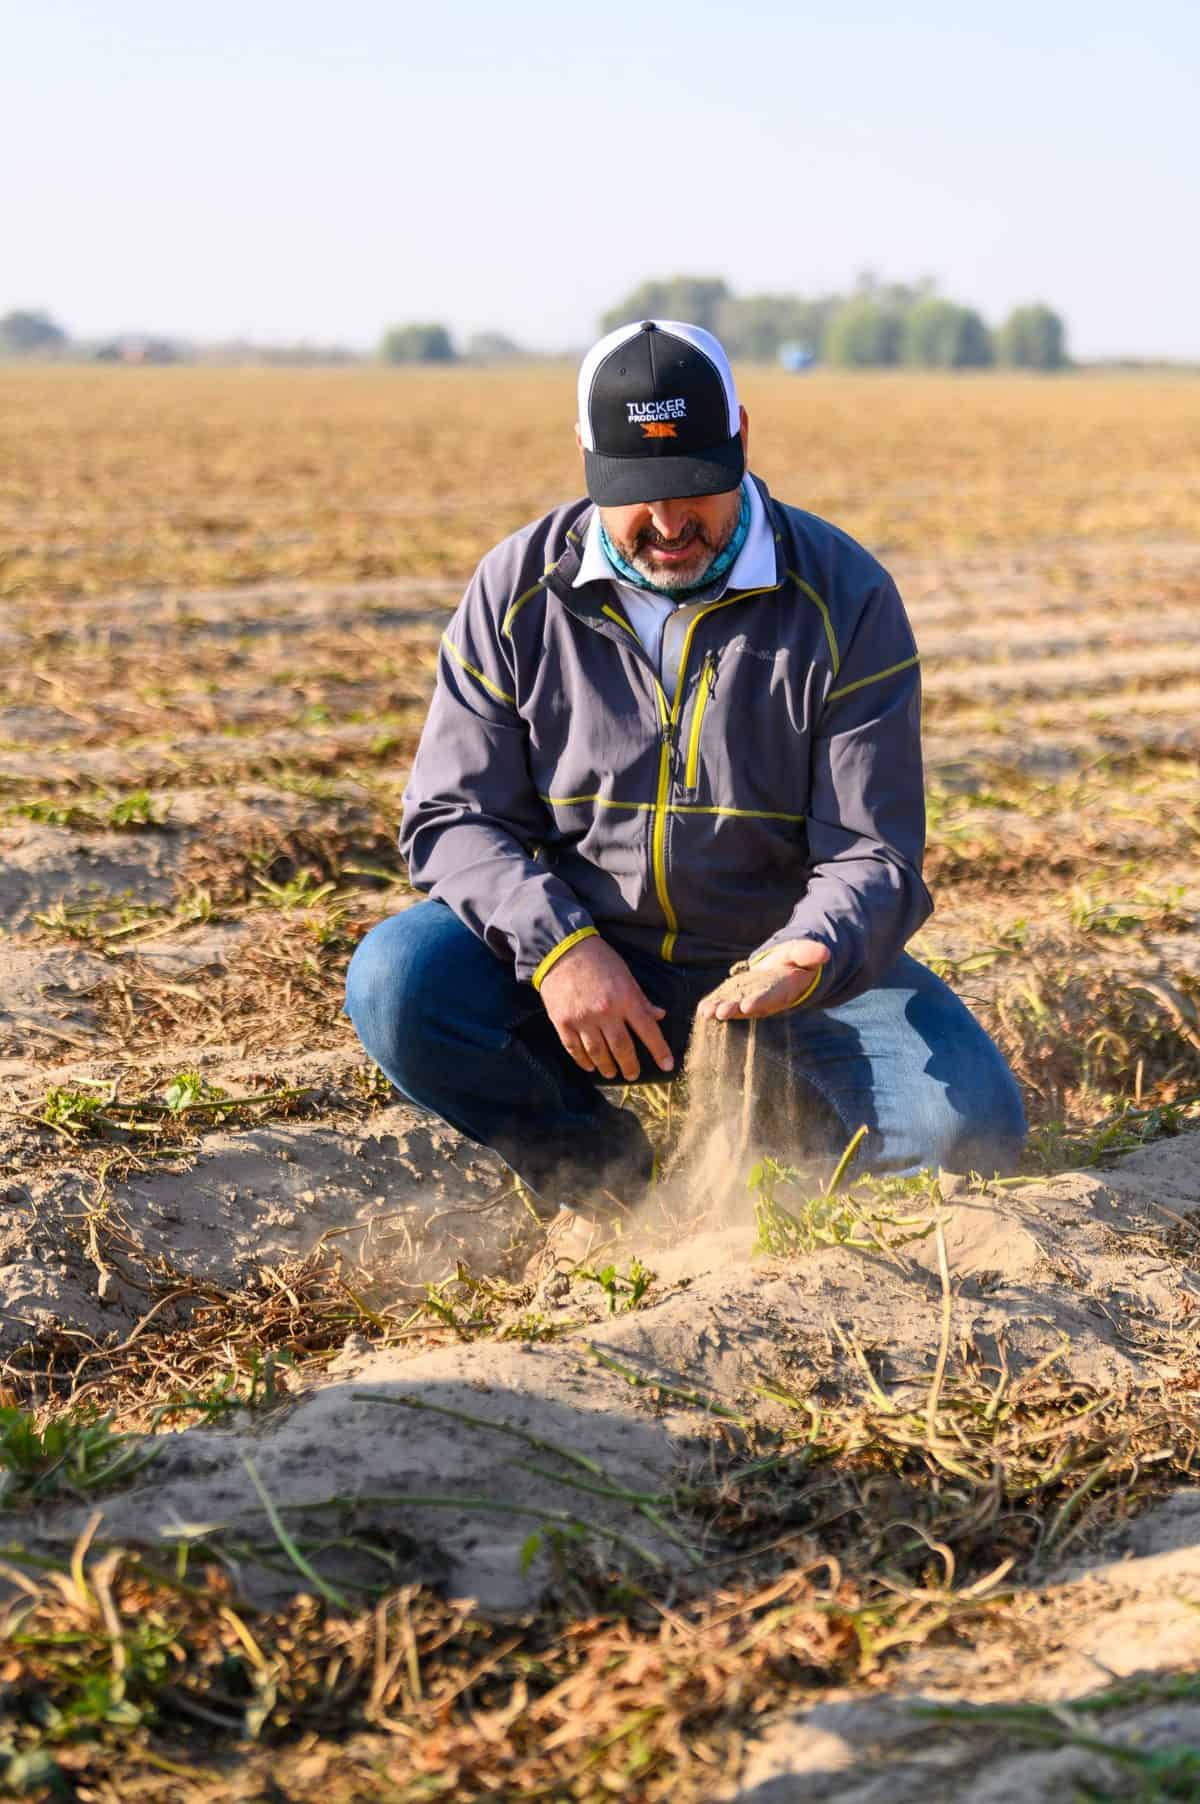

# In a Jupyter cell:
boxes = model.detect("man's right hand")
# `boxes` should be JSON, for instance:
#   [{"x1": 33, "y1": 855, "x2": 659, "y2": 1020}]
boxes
[{"x1": 539, "y1": 936, "x2": 675, "y2": 1082}]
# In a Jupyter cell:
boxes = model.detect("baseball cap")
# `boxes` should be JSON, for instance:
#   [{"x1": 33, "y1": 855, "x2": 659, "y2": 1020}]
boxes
[{"x1": 577, "y1": 318, "x2": 745, "y2": 506}]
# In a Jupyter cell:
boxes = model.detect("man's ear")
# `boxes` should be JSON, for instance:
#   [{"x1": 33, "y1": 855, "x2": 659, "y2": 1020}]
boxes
[
  {"x1": 739, "y1": 404, "x2": 750, "y2": 458},
  {"x1": 574, "y1": 422, "x2": 585, "y2": 458}
]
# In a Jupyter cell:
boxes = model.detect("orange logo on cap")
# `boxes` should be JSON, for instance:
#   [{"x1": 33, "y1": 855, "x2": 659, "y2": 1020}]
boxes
[{"x1": 641, "y1": 422, "x2": 678, "y2": 439}]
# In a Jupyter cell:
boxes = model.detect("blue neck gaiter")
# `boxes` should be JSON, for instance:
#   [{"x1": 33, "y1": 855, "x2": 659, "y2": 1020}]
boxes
[{"x1": 599, "y1": 482, "x2": 751, "y2": 602}]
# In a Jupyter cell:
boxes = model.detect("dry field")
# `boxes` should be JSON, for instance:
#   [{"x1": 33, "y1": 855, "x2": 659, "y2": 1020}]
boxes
[{"x1": 0, "y1": 366, "x2": 1199, "y2": 1801}]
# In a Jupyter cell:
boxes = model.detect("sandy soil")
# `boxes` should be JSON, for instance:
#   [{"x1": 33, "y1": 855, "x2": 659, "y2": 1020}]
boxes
[
  {"x1": 1, "y1": 523, "x2": 1198, "y2": 1796},
  {"x1": 4, "y1": 1125, "x2": 1198, "y2": 1711}
]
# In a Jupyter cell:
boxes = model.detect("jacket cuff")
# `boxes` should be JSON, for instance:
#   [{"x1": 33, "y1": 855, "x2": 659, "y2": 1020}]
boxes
[
  {"x1": 530, "y1": 925, "x2": 599, "y2": 992},
  {"x1": 747, "y1": 929, "x2": 839, "y2": 1011}
]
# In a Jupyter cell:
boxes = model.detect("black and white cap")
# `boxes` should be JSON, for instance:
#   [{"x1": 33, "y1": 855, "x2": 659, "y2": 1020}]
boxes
[{"x1": 577, "y1": 318, "x2": 744, "y2": 506}]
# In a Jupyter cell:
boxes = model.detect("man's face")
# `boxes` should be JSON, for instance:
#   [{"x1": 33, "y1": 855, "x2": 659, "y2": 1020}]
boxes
[
  {"x1": 577, "y1": 404, "x2": 751, "y2": 591},
  {"x1": 599, "y1": 487, "x2": 742, "y2": 591}
]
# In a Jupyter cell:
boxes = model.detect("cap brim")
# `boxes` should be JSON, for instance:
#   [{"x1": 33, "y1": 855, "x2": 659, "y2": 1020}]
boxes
[{"x1": 583, "y1": 432, "x2": 745, "y2": 506}]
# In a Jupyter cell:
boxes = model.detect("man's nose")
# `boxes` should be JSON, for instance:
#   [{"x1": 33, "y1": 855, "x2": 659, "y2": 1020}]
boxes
[{"x1": 648, "y1": 500, "x2": 690, "y2": 538}]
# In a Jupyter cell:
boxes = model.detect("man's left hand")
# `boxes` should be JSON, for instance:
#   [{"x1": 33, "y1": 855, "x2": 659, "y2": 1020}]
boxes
[{"x1": 696, "y1": 939, "x2": 830, "y2": 1023}]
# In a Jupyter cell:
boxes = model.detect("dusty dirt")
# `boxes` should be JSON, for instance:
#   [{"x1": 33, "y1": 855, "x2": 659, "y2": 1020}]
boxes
[
  {"x1": 0, "y1": 1105, "x2": 520, "y2": 1355},
  {"x1": 6, "y1": 1127, "x2": 1198, "y2": 1605}
]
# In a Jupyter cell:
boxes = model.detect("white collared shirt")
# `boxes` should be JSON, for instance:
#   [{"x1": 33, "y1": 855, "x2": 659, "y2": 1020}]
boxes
[{"x1": 571, "y1": 477, "x2": 776, "y2": 688}]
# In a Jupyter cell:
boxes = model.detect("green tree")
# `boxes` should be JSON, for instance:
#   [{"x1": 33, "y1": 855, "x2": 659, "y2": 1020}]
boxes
[
  {"x1": 715, "y1": 292, "x2": 840, "y2": 362},
  {"x1": 0, "y1": 309, "x2": 67, "y2": 355},
  {"x1": 464, "y1": 331, "x2": 525, "y2": 363},
  {"x1": 600, "y1": 277, "x2": 730, "y2": 336},
  {"x1": 853, "y1": 270, "x2": 938, "y2": 309},
  {"x1": 380, "y1": 323, "x2": 456, "y2": 364},
  {"x1": 901, "y1": 298, "x2": 993, "y2": 368},
  {"x1": 996, "y1": 304, "x2": 1067, "y2": 370},
  {"x1": 824, "y1": 298, "x2": 905, "y2": 368}
]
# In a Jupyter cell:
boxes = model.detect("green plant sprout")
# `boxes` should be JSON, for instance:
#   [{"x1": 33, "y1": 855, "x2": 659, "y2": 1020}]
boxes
[
  {"x1": 749, "y1": 1128, "x2": 945, "y2": 1259},
  {"x1": 14, "y1": 789, "x2": 164, "y2": 831},
  {"x1": 150, "y1": 1350, "x2": 297, "y2": 1428},
  {"x1": 36, "y1": 1074, "x2": 311, "y2": 1139},
  {"x1": 0, "y1": 1407, "x2": 153, "y2": 1505},
  {"x1": 1068, "y1": 878, "x2": 1189, "y2": 935},
  {"x1": 252, "y1": 871, "x2": 338, "y2": 910},
  {"x1": 576, "y1": 1257, "x2": 656, "y2": 1315},
  {"x1": 161, "y1": 1071, "x2": 230, "y2": 1115}
]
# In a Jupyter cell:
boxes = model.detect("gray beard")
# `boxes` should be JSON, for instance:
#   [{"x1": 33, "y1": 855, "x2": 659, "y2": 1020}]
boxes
[{"x1": 613, "y1": 508, "x2": 740, "y2": 593}]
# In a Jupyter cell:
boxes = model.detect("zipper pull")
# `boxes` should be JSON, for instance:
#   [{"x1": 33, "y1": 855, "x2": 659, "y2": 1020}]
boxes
[{"x1": 664, "y1": 719, "x2": 680, "y2": 787}]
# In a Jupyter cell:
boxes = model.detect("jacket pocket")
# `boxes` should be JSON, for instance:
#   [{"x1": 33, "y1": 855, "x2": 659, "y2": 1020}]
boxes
[{"x1": 683, "y1": 653, "x2": 717, "y2": 791}]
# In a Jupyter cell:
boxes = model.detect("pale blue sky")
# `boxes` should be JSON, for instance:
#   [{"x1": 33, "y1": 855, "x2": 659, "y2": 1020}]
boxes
[{"x1": 5, "y1": 0, "x2": 1198, "y2": 358}]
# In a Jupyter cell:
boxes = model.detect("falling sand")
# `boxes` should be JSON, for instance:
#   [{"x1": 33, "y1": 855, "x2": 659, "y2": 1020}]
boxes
[
  {"x1": 665, "y1": 1012, "x2": 761, "y2": 1214},
  {"x1": 661, "y1": 974, "x2": 846, "y2": 1223}
]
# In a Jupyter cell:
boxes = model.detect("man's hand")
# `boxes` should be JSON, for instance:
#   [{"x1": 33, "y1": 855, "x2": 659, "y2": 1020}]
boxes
[
  {"x1": 696, "y1": 939, "x2": 830, "y2": 1023},
  {"x1": 539, "y1": 937, "x2": 675, "y2": 1081}
]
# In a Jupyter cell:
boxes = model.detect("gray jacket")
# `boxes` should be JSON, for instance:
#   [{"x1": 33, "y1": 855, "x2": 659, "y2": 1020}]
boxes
[{"x1": 400, "y1": 474, "x2": 932, "y2": 1007}]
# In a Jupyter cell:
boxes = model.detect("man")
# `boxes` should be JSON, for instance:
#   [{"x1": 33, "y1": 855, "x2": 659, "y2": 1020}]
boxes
[{"x1": 346, "y1": 319, "x2": 1025, "y2": 1205}]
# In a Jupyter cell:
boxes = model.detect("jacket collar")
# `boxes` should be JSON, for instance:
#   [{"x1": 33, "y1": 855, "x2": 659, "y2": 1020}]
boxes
[
  {"x1": 570, "y1": 474, "x2": 775, "y2": 599},
  {"x1": 546, "y1": 473, "x2": 786, "y2": 629}
]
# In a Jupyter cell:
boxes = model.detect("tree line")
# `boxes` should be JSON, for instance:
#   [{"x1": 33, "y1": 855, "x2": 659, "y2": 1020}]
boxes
[
  {"x1": 598, "y1": 275, "x2": 1068, "y2": 369},
  {"x1": 0, "y1": 310, "x2": 526, "y2": 367},
  {"x1": 2, "y1": 284, "x2": 1067, "y2": 370},
  {"x1": 375, "y1": 277, "x2": 1066, "y2": 368}
]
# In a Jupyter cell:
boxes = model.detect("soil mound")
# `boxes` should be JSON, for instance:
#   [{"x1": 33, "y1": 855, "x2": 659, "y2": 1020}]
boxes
[{"x1": 6, "y1": 1128, "x2": 1197, "y2": 1622}]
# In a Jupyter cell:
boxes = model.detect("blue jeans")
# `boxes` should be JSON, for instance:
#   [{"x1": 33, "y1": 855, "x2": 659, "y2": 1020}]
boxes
[{"x1": 344, "y1": 901, "x2": 1026, "y2": 1198}]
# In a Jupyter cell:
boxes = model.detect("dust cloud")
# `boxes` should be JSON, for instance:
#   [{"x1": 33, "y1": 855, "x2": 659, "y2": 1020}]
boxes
[{"x1": 617, "y1": 1006, "x2": 844, "y2": 1283}]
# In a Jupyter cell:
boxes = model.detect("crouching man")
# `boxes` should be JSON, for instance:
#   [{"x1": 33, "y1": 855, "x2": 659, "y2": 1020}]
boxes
[{"x1": 346, "y1": 319, "x2": 1025, "y2": 1206}]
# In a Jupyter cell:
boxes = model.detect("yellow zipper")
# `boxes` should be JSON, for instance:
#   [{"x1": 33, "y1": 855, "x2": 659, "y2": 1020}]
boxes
[
  {"x1": 684, "y1": 654, "x2": 716, "y2": 790},
  {"x1": 635, "y1": 577, "x2": 786, "y2": 966},
  {"x1": 650, "y1": 678, "x2": 678, "y2": 958},
  {"x1": 649, "y1": 582, "x2": 781, "y2": 960}
]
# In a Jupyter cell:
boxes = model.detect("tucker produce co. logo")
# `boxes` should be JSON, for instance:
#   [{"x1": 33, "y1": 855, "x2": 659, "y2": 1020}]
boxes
[
  {"x1": 626, "y1": 398, "x2": 687, "y2": 424},
  {"x1": 627, "y1": 396, "x2": 687, "y2": 440}
]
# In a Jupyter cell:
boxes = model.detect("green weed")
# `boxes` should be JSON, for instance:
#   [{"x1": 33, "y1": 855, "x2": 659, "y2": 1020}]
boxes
[
  {"x1": 1068, "y1": 878, "x2": 1190, "y2": 935},
  {"x1": 1027, "y1": 1093, "x2": 1200, "y2": 1173},
  {"x1": 105, "y1": 790, "x2": 160, "y2": 828},
  {"x1": 750, "y1": 1163, "x2": 871, "y2": 1258},
  {"x1": 31, "y1": 893, "x2": 167, "y2": 944},
  {"x1": 0, "y1": 1407, "x2": 152, "y2": 1505},
  {"x1": 35, "y1": 1073, "x2": 312, "y2": 1140},
  {"x1": 14, "y1": 799, "x2": 82, "y2": 828},
  {"x1": 252, "y1": 870, "x2": 338, "y2": 910},
  {"x1": 750, "y1": 1142, "x2": 940, "y2": 1260},
  {"x1": 174, "y1": 882, "x2": 218, "y2": 923},
  {"x1": 147, "y1": 1351, "x2": 296, "y2": 1429},
  {"x1": 418, "y1": 1263, "x2": 524, "y2": 1340},
  {"x1": 305, "y1": 907, "x2": 357, "y2": 951},
  {"x1": 30, "y1": 881, "x2": 228, "y2": 945},
  {"x1": 161, "y1": 1071, "x2": 230, "y2": 1117},
  {"x1": 499, "y1": 1311, "x2": 568, "y2": 1343},
  {"x1": 13, "y1": 789, "x2": 164, "y2": 832},
  {"x1": 40, "y1": 1085, "x2": 114, "y2": 1136},
  {"x1": 917, "y1": 1686, "x2": 1200, "y2": 1801},
  {"x1": 577, "y1": 1256, "x2": 656, "y2": 1314}
]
